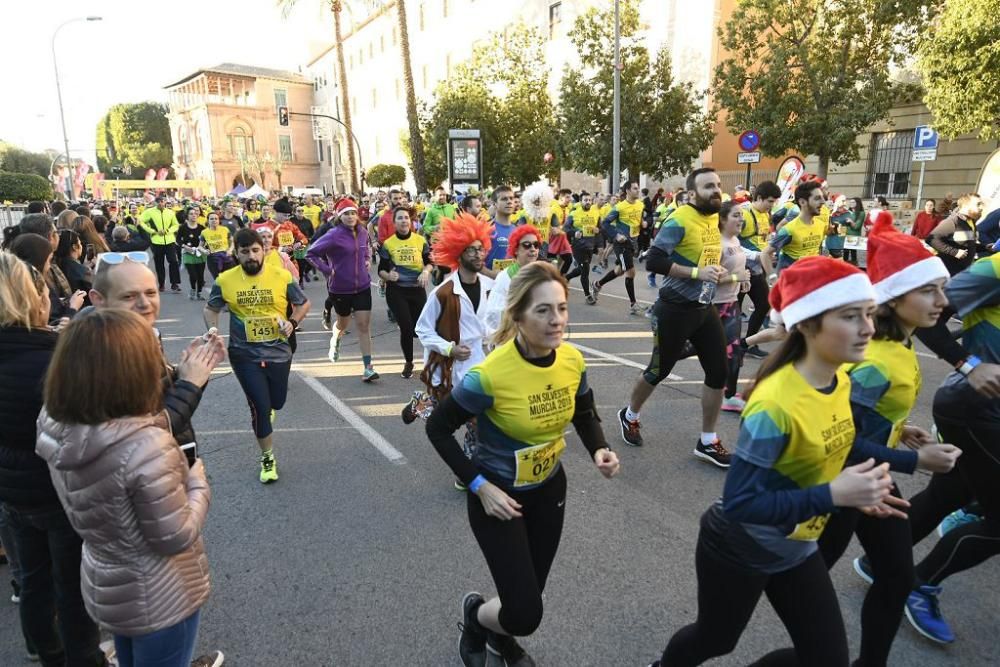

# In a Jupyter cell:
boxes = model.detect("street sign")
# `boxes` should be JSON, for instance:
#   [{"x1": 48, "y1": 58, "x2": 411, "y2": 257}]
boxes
[
  {"x1": 914, "y1": 125, "x2": 939, "y2": 150},
  {"x1": 738, "y1": 151, "x2": 761, "y2": 164},
  {"x1": 913, "y1": 148, "x2": 938, "y2": 162},
  {"x1": 738, "y1": 130, "x2": 761, "y2": 152}
]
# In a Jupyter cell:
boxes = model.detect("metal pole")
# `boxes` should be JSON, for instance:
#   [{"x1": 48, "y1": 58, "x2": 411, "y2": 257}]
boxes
[
  {"x1": 289, "y1": 112, "x2": 364, "y2": 186},
  {"x1": 745, "y1": 163, "x2": 752, "y2": 190},
  {"x1": 612, "y1": 0, "x2": 621, "y2": 194},
  {"x1": 51, "y1": 17, "x2": 101, "y2": 200},
  {"x1": 915, "y1": 161, "x2": 926, "y2": 207}
]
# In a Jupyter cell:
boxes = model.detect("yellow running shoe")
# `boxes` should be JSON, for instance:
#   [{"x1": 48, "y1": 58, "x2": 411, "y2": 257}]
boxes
[{"x1": 259, "y1": 452, "x2": 278, "y2": 483}]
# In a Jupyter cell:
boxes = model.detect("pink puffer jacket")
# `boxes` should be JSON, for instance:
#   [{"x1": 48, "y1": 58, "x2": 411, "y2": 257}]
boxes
[{"x1": 35, "y1": 408, "x2": 211, "y2": 636}]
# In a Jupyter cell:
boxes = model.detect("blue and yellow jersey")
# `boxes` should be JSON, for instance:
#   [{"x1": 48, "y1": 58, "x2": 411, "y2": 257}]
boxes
[
  {"x1": 848, "y1": 338, "x2": 920, "y2": 449},
  {"x1": 207, "y1": 263, "x2": 307, "y2": 363},
  {"x1": 651, "y1": 204, "x2": 721, "y2": 303},
  {"x1": 379, "y1": 233, "x2": 430, "y2": 286},
  {"x1": 740, "y1": 207, "x2": 770, "y2": 252},
  {"x1": 601, "y1": 199, "x2": 645, "y2": 239},
  {"x1": 451, "y1": 340, "x2": 588, "y2": 490},
  {"x1": 702, "y1": 363, "x2": 854, "y2": 574},
  {"x1": 771, "y1": 216, "x2": 824, "y2": 268},
  {"x1": 948, "y1": 254, "x2": 1000, "y2": 364},
  {"x1": 566, "y1": 204, "x2": 601, "y2": 238}
]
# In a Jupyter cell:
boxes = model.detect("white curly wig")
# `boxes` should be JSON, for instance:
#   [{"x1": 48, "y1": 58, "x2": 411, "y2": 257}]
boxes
[{"x1": 522, "y1": 181, "x2": 554, "y2": 221}]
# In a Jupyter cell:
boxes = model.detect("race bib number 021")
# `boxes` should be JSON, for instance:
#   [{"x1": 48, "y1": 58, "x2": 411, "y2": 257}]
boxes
[
  {"x1": 245, "y1": 316, "x2": 281, "y2": 343},
  {"x1": 513, "y1": 437, "x2": 566, "y2": 487}
]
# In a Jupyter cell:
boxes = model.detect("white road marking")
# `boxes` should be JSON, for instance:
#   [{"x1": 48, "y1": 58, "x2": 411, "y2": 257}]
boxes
[
  {"x1": 567, "y1": 341, "x2": 683, "y2": 381},
  {"x1": 295, "y1": 370, "x2": 407, "y2": 465},
  {"x1": 196, "y1": 426, "x2": 355, "y2": 436}
]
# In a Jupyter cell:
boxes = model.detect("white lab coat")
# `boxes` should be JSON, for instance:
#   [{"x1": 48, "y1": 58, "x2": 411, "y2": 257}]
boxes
[
  {"x1": 484, "y1": 265, "x2": 513, "y2": 333},
  {"x1": 415, "y1": 270, "x2": 494, "y2": 388}
]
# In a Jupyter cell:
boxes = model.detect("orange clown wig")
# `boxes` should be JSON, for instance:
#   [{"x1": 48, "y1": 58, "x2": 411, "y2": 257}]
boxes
[
  {"x1": 431, "y1": 213, "x2": 494, "y2": 269},
  {"x1": 507, "y1": 224, "x2": 541, "y2": 258}
]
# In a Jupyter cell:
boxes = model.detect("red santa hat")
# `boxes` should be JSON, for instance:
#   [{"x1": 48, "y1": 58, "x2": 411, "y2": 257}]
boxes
[
  {"x1": 336, "y1": 198, "x2": 358, "y2": 216},
  {"x1": 769, "y1": 256, "x2": 876, "y2": 330},
  {"x1": 866, "y1": 213, "x2": 949, "y2": 304}
]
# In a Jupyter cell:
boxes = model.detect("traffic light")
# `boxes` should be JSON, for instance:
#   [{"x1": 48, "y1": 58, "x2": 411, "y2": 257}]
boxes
[{"x1": 278, "y1": 106, "x2": 289, "y2": 126}]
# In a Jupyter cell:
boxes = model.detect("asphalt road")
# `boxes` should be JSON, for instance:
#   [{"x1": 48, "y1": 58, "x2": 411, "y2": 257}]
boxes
[{"x1": 1, "y1": 263, "x2": 997, "y2": 666}]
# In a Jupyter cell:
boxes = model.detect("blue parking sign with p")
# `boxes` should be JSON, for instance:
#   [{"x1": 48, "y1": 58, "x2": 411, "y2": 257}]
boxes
[{"x1": 914, "y1": 126, "x2": 939, "y2": 150}]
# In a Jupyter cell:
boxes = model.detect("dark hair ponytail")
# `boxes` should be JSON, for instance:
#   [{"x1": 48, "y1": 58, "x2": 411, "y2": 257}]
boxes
[{"x1": 743, "y1": 313, "x2": 825, "y2": 401}]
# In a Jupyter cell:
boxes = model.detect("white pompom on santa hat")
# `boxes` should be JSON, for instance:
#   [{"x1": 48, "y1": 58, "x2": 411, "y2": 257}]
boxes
[
  {"x1": 769, "y1": 256, "x2": 876, "y2": 330},
  {"x1": 866, "y1": 213, "x2": 949, "y2": 304}
]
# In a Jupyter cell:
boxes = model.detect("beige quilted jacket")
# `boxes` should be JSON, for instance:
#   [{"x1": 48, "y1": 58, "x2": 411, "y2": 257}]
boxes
[{"x1": 36, "y1": 408, "x2": 211, "y2": 636}]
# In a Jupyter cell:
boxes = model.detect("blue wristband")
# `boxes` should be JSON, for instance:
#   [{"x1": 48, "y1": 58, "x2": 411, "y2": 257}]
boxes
[
  {"x1": 468, "y1": 475, "x2": 487, "y2": 493},
  {"x1": 958, "y1": 355, "x2": 982, "y2": 376}
]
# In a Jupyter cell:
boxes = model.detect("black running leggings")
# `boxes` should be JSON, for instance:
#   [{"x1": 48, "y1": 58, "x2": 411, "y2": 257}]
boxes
[
  {"x1": 385, "y1": 284, "x2": 426, "y2": 364},
  {"x1": 467, "y1": 468, "x2": 566, "y2": 637},
  {"x1": 643, "y1": 300, "x2": 727, "y2": 389},
  {"x1": 812, "y1": 484, "x2": 913, "y2": 667},
  {"x1": 662, "y1": 534, "x2": 848, "y2": 666},
  {"x1": 564, "y1": 244, "x2": 592, "y2": 297},
  {"x1": 737, "y1": 272, "x2": 770, "y2": 337},
  {"x1": 184, "y1": 262, "x2": 205, "y2": 291},
  {"x1": 908, "y1": 414, "x2": 1000, "y2": 586}
]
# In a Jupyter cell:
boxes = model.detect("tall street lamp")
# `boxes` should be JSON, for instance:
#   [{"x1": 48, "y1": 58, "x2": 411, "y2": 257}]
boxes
[
  {"x1": 612, "y1": 0, "x2": 621, "y2": 194},
  {"x1": 52, "y1": 16, "x2": 102, "y2": 198}
]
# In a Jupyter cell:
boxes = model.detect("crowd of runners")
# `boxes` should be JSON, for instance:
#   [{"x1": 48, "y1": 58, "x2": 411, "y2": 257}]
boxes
[{"x1": 0, "y1": 170, "x2": 998, "y2": 666}]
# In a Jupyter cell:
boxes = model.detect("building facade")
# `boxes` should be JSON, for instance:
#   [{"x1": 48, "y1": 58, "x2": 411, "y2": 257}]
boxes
[
  {"x1": 164, "y1": 64, "x2": 325, "y2": 196},
  {"x1": 814, "y1": 99, "x2": 999, "y2": 208},
  {"x1": 305, "y1": 0, "x2": 750, "y2": 193}
]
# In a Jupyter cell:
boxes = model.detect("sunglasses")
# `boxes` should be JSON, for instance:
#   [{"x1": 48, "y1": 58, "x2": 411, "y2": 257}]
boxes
[
  {"x1": 95, "y1": 251, "x2": 150, "y2": 269},
  {"x1": 464, "y1": 246, "x2": 487, "y2": 255},
  {"x1": 519, "y1": 241, "x2": 540, "y2": 249}
]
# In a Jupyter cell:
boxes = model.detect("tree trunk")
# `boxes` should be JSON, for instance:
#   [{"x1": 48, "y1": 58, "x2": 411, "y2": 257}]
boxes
[
  {"x1": 396, "y1": 0, "x2": 426, "y2": 193},
  {"x1": 817, "y1": 154, "x2": 829, "y2": 180},
  {"x1": 332, "y1": 2, "x2": 360, "y2": 193}
]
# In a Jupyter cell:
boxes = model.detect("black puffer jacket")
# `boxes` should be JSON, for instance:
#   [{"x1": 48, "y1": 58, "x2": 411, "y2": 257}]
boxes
[{"x1": 0, "y1": 326, "x2": 60, "y2": 506}]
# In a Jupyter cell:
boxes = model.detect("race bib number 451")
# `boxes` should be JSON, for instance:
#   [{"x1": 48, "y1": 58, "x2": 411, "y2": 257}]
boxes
[{"x1": 513, "y1": 437, "x2": 566, "y2": 487}]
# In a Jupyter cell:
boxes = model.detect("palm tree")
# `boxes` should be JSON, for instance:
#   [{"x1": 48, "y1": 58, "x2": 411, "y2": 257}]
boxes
[
  {"x1": 395, "y1": 0, "x2": 426, "y2": 193},
  {"x1": 279, "y1": 0, "x2": 360, "y2": 193}
]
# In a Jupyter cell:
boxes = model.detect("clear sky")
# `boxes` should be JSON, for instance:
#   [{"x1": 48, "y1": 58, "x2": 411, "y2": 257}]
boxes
[{"x1": 1, "y1": 0, "x2": 336, "y2": 163}]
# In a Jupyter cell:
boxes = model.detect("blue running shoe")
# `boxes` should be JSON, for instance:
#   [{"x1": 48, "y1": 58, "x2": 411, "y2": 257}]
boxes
[
  {"x1": 853, "y1": 555, "x2": 874, "y2": 584},
  {"x1": 905, "y1": 585, "x2": 955, "y2": 644},
  {"x1": 937, "y1": 509, "x2": 983, "y2": 537},
  {"x1": 647, "y1": 273, "x2": 657, "y2": 288}
]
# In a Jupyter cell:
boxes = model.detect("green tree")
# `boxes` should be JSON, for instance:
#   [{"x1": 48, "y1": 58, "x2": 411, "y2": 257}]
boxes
[
  {"x1": 396, "y1": 0, "x2": 427, "y2": 192},
  {"x1": 713, "y1": 0, "x2": 934, "y2": 178},
  {"x1": 917, "y1": 0, "x2": 1000, "y2": 140},
  {"x1": 419, "y1": 25, "x2": 560, "y2": 188},
  {"x1": 95, "y1": 102, "x2": 172, "y2": 174},
  {"x1": 0, "y1": 143, "x2": 51, "y2": 178},
  {"x1": 366, "y1": 163, "x2": 407, "y2": 187},
  {"x1": 0, "y1": 172, "x2": 53, "y2": 201},
  {"x1": 559, "y1": 0, "x2": 714, "y2": 182}
]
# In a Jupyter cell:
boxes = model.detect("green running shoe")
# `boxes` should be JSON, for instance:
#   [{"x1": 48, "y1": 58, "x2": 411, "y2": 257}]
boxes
[{"x1": 259, "y1": 452, "x2": 278, "y2": 484}]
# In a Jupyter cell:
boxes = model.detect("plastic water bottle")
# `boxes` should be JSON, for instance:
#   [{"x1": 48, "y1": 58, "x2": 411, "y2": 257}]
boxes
[{"x1": 698, "y1": 279, "x2": 716, "y2": 304}]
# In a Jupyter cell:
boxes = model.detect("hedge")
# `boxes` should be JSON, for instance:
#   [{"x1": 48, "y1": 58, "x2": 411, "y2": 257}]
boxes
[{"x1": 0, "y1": 171, "x2": 53, "y2": 202}]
